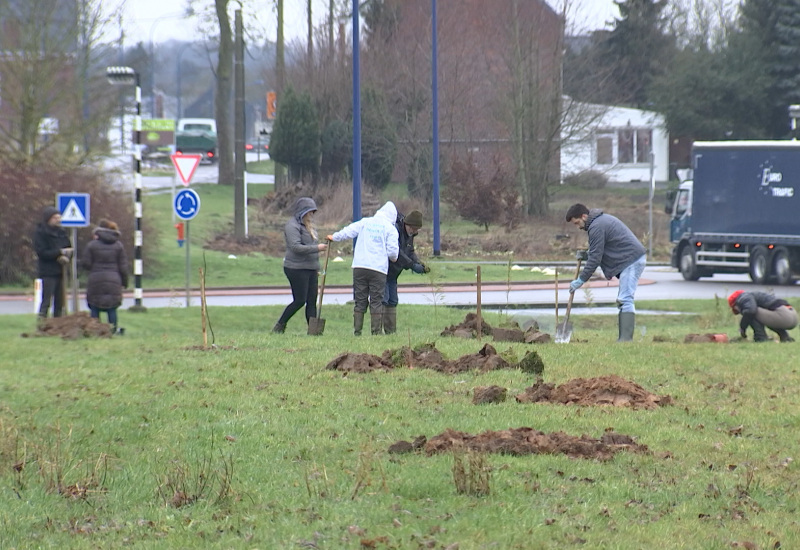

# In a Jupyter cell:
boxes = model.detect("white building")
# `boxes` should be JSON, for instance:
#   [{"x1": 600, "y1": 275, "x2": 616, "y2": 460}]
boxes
[{"x1": 561, "y1": 101, "x2": 670, "y2": 184}]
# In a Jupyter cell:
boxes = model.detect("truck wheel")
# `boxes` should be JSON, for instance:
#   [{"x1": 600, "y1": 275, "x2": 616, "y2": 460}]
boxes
[
  {"x1": 679, "y1": 246, "x2": 700, "y2": 281},
  {"x1": 771, "y1": 247, "x2": 794, "y2": 285},
  {"x1": 748, "y1": 246, "x2": 770, "y2": 284}
]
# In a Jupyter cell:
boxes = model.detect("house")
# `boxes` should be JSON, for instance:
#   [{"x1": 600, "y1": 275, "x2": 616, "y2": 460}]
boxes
[{"x1": 561, "y1": 102, "x2": 670, "y2": 184}]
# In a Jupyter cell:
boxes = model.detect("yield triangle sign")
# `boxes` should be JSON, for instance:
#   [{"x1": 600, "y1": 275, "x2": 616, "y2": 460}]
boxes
[
  {"x1": 61, "y1": 199, "x2": 87, "y2": 223},
  {"x1": 171, "y1": 154, "x2": 202, "y2": 185}
]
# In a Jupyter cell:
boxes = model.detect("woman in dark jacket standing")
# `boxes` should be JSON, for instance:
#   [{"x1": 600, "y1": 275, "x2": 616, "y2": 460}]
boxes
[
  {"x1": 272, "y1": 197, "x2": 327, "y2": 333},
  {"x1": 83, "y1": 219, "x2": 129, "y2": 334}
]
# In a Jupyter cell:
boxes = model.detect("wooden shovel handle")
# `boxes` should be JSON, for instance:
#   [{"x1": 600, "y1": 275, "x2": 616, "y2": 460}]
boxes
[
  {"x1": 563, "y1": 258, "x2": 583, "y2": 321},
  {"x1": 316, "y1": 242, "x2": 332, "y2": 319}
]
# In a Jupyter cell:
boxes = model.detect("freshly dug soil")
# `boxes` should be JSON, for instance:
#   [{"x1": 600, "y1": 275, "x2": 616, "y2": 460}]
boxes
[
  {"x1": 515, "y1": 374, "x2": 673, "y2": 409},
  {"x1": 411, "y1": 427, "x2": 649, "y2": 461},
  {"x1": 21, "y1": 312, "x2": 113, "y2": 340}
]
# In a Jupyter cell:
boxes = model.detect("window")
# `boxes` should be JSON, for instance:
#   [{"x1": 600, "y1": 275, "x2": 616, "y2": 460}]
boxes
[{"x1": 594, "y1": 128, "x2": 653, "y2": 165}]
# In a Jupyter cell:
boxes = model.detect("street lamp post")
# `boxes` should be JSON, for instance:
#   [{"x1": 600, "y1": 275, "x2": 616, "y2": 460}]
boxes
[
  {"x1": 789, "y1": 105, "x2": 800, "y2": 140},
  {"x1": 107, "y1": 66, "x2": 147, "y2": 312},
  {"x1": 149, "y1": 13, "x2": 184, "y2": 118}
]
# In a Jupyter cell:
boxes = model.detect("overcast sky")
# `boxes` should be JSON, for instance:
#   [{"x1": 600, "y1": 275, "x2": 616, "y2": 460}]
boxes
[{"x1": 121, "y1": 0, "x2": 621, "y2": 45}]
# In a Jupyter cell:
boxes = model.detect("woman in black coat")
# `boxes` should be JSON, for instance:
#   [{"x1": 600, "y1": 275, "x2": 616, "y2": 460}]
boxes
[{"x1": 83, "y1": 219, "x2": 129, "y2": 333}]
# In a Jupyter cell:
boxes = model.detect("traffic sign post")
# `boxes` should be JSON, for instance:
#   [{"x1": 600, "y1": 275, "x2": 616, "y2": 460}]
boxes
[
  {"x1": 57, "y1": 193, "x2": 90, "y2": 314},
  {"x1": 174, "y1": 188, "x2": 201, "y2": 307}
]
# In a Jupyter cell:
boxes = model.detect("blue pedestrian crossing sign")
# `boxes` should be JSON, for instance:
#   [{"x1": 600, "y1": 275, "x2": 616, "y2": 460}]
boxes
[
  {"x1": 57, "y1": 193, "x2": 90, "y2": 227},
  {"x1": 174, "y1": 188, "x2": 201, "y2": 220}
]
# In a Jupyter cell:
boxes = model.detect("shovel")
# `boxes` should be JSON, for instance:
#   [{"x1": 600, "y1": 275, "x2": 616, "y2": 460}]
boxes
[
  {"x1": 555, "y1": 258, "x2": 583, "y2": 344},
  {"x1": 307, "y1": 242, "x2": 332, "y2": 336}
]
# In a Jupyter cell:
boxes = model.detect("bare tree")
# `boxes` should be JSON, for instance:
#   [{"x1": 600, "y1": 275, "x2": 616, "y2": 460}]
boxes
[
  {"x1": 0, "y1": 0, "x2": 120, "y2": 163},
  {"x1": 213, "y1": 0, "x2": 234, "y2": 185}
]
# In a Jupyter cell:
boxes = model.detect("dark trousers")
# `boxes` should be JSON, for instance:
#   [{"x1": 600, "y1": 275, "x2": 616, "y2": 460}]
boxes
[
  {"x1": 39, "y1": 275, "x2": 65, "y2": 318},
  {"x1": 353, "y1": 268, "x2": 386, "y2": 315},
  {"x1": 90, "y1": 306, "x2": 119, "y2": 328},
  {"x1": 382, "y1": 275, "x2": 399, "y2": 307},
  {"x1": 277, "y1": 267, "x2": 318, "y2": 325}
]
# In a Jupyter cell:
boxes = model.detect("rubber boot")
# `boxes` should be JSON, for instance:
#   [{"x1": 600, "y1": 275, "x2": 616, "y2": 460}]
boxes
[
  {"x1": 272, "y1": 321, "x2": 286, "y2": 334},
  {"x1": 353, "y1": 312, "x2": 365, "y2": 336},
  {"x1": 617, "y1": 312, "x2": 635, "y2": 342},
  {"x1": 775, "y1": 328, "x2": 795, "y2": 343},
  {"x1": 751, "y1": 320, "x2": 769, "y2": 342},
  {"x1": 370, "y1": 309, "x2": 383, "y2": 335},
  {"x1": 383, "y1": 307, "x2": 397, "y2": 334}
]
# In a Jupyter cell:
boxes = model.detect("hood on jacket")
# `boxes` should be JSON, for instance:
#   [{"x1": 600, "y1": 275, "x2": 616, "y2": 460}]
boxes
[
  {"x1": 375, "y1": 201, "x2": 398, "y2": 224},
  {"x1": 94, "y1": 227, "x2": 121, "y2": 244},
  {"x1": 41, "y1": 206, "x2": 60, "y2": 225},
  {"x1": 584, "y1": 208, "x2": 604, "y2": 231},
  {"x1": 293, "y1": 197, "x2": 318, "y2": 222}
]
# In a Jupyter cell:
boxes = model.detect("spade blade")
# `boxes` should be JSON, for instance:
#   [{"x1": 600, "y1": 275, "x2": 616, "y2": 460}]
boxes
[{"x1": 554, "y1": 320, "x2": 573, "y2": 343}]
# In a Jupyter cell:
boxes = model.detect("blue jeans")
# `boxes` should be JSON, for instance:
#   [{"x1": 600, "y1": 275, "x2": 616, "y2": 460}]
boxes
[
  {"x1": 382, "y1": 276, "x2": 399, "y2": 308},
  {"x1": 90, "y1": 306, "x2": 118, "y2": 327},
  {"x1": 617, "y1": 255, "x2": 646, "y2": 313}
]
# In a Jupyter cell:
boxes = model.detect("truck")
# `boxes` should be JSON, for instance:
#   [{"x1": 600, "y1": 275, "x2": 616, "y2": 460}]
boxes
[
  {"x1": 175, "y1": 118, "x2": 217, "y2": 163},
  {"x1": 666, "y1": 140, "x2": 800, "y2": 285}
]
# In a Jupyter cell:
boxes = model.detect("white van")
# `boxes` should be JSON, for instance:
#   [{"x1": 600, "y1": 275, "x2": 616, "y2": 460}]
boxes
[{"x1": 177, "y1": 118, "x2": 217, "y2": 134}]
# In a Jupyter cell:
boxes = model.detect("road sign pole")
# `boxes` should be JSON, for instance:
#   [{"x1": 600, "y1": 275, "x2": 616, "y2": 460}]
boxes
[
  {"x1": 185, "y1": 221, "x2": 191, "y2": 307},
  {"x1": 71, "y1": 227, "x2": 79, "y2": 314}
]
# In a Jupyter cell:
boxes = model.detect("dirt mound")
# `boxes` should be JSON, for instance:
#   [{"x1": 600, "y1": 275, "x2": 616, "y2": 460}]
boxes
[
  {"x1": 417, "y1": 427, "x2": 648, "y2": 461},
  {"x1": 325, "y1": 353, "x2": 393, "y2": 373},
  {"x1": 515, "y1": 374, "x2": 673, "y2": 409},
  {"x1": 21, "y1": 312, "x2": 112, "y2": 340},
  {"x1": 326, "y1": 343, "x2": 516, "y2": 374},
  {"x1": 382, "y1": 343, "x2": 514, "y2": 374},
  {"x1": 441, "y1": 313, "x2": 493, "y2": 339}
]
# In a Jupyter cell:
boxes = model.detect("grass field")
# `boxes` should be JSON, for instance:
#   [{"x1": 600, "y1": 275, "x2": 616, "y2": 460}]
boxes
[{"x1": 2, "y1": 300, "x2": 799, "y2": 549}]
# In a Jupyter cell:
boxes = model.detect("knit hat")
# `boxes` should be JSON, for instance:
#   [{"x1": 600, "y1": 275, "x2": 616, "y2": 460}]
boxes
[
  {"x1": 728, "y1": 290, "x2": 744, "y2": 309},
  {"x1": 404, "y1": 210, "x2": 423, "y2": 228},
  {"x1": 42, "y1": 206, "x2": 60, "y2": 224}
]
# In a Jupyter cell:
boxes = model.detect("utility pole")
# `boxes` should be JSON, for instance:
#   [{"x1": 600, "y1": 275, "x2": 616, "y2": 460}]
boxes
[
  {"x1": 234, "y1": 9, "x2": 245, "y2": 238},
  {"x1": 274, "y1": 0, "x2": 285, "y2": 190}
]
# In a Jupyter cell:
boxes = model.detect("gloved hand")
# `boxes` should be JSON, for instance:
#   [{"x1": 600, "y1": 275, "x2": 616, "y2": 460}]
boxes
[
  {"x1": 57, "y1": 255, "x2": 69, "y2": 266},
  {"x1": 60, "y1": 247, "x2": 73, "y2": 257},
  {"x1": 423, "y1": 264, "x2": 431, "y2": 274},
  {"x1": 411, "y1": 263, "x2": 426, "y2": 274},
  {"x1": 569, "y1": 278, "x2": 585, "y2": 293}
]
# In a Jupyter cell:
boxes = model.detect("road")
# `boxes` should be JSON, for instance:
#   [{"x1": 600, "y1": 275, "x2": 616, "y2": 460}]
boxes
[
  {"x1": 104, "y1": 152, "x2": 274, "y2": 191},
  {"x1": 4, "y1": 266, "x2": 800, "y2": 316}
]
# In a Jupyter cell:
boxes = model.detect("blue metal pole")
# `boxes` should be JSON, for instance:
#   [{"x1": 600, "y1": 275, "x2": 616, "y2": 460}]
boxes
[
  {"x1": 352, "y1": 0, "x2": 362, "y2": 222},
  {"x1": 432, "y1": 0, "x2": 440, "y2": 255}
]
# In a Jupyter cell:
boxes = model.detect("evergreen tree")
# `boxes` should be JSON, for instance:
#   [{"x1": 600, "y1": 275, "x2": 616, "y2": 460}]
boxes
[
  {"x1": 360, "y1": 87, "x2": 397, "y2": 189},
  {"x1": 269, "y1": 87, "x2": 321, "y2": 182},
  {"x1": 775, "y1": 0, "x2": 800, "y2": 119},
  {"x1": 595, "y1": 0, "x2": 675, "y2": 108}
]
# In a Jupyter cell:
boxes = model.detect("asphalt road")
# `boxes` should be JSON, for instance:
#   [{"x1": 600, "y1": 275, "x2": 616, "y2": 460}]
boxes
[{"x1": 4, "y1": 266, "x2": 800, "y2": 316}]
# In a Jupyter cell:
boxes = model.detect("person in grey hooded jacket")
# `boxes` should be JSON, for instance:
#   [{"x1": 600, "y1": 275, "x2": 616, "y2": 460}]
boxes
[
  {"x1": 273, "y1": 197, "x2": 328, "y2": 333},
  {"x1": 327, "y1": 201, "x2": 399, "y2": 335},
  {"x1": 565, "y1": 203, "x2": 646, "y2": 342}
]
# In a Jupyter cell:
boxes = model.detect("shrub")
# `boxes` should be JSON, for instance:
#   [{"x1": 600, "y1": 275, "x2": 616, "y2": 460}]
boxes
[
  {"x1": 0, "y1": 160, "x2": 141, "y2": 286},
  {"x1": 562, "y1": 170, "x2": 608, "y2": 189}
]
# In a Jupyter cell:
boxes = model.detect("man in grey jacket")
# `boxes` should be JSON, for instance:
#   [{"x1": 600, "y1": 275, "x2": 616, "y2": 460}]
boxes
[{"x1": 565, "y1": 204, "x2": 647, "y2": 342}]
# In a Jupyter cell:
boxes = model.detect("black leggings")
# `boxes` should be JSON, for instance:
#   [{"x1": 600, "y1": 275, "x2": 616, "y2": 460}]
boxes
[
  {"x1": 39, "y1": 276, "x2": 65, "y2": 317},
  {"x1": 277, "y1": 267, "x2": 318, "y2": 325}
]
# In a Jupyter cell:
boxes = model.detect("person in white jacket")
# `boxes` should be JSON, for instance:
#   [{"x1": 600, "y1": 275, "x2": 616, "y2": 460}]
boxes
[{"x1": 328, "y1": 201, "x2": 400, "y2": 335}]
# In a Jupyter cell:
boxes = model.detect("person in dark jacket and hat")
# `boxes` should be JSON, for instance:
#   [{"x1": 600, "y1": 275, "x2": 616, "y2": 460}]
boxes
[
  {"x1": 381, "y1": 209, "x2": 428, "y2": 334},
  {"x1": 33, "y1": 206, "x2": 73, "y2": 318},
  {"x1": 565, "y1": 203, "x2": 647, "y2": 342},
  {"x1": 728, "y1": 290, "x2": 797, "y2": 342},
  {"x1": 272, "y1": 197, "x2": 328, "y2": 333},
  {"x1": 83, "y1": 219, "x2": 129, "y2": 334}
]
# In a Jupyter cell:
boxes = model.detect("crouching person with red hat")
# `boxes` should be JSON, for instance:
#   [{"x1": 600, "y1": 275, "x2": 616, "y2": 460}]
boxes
[{"x1": 728, "y1": 290, "x2": 798, "y2": 342}]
